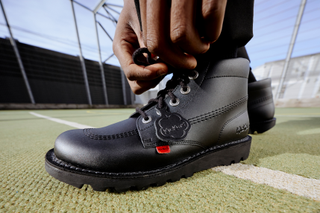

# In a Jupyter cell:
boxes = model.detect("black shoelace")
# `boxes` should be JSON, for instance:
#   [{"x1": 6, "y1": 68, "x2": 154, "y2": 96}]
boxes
[{"x1": 133, "y1": 48, "x2": 196, "y2": 122}]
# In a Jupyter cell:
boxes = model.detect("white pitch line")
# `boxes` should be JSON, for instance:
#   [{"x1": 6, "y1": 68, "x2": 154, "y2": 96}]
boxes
[
  {"x1": 213, "y1": 163, "x2": 320, "y2": 201},
  {"x1": 29, "y1": 112, "x2": 94, "y2": 129}
]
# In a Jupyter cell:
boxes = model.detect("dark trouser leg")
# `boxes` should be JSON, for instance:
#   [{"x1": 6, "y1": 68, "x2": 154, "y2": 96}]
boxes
[{"x1": 237, "y1": 46, "x2": 257, "y2": 83}]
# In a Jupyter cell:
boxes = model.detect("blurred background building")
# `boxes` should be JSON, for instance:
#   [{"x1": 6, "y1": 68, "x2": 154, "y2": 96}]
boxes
[
  {"x1": 0, "y1": 0, "x2": 319, "y2": 108},
  {"x1": 254, "y1": 53, "x2": 320, "y2": 99}
]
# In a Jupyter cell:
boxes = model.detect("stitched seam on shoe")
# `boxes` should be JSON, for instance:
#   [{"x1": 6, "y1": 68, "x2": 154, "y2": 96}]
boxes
[
  {"x1": 176, "y1": 80, "x2": 201, "y2": 115},
  {"x1": 83, "y1": 128, "x2": 138, "y2": 140},
  {"x1": 188, "y1": 96, "x2": 247, "y2": 125},
  {"x1": 199, "y1": 62, "x2": 211, "y2": 86},
  {"x1": 204, "y1": 75, "x2": 247, "y2": 80},
  {"x1": 144, "y1": 97, "x2": 246, "y2": 148},
  {"x1": 217, "y1": 109, "x2": 248, "y2": 144},
  {"x1": 49, "y1": 136, "x2": 250, "y2": 177},
  {"x1": 139, "y1": 123, "x2": 154, "y2": 131},
  {"x1": 145, "y1": 140, "x2": 206, "y2": 149},
  {"x1": 143, "y1": 97, "x2": 246, "y2": 147}
]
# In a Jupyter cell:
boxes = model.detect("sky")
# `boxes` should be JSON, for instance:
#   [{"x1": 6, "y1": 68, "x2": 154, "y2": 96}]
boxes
[
  {"x1": 0, "y1": 0, "x2": 319, "y2": 72},
  {"x1": 246, "y1": 0, "x2": 320, "y2": 70},
  {"x1": 0, "y1": 0, "x2": 122, "y2": 66}
]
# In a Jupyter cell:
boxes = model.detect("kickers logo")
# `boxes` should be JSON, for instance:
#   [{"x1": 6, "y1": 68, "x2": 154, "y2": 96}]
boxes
[
  {"x1": 155, "y1": 112, "x2": 191, "y2": 142},
  {"x1": 236, "y1": 124, "x2": 249, "y2": 134},
  {"x1": 160, "y1": 122, "x2": 188, "y2": 136}
]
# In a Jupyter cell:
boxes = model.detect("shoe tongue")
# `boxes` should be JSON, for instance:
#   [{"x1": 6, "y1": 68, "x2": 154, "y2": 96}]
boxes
[{"x1": 130, "y1": 73, "x2": 185, "y2": 119}]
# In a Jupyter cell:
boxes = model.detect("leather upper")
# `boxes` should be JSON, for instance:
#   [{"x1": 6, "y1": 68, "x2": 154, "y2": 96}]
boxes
[
  {"x1": 54, "y1": 58, "x2": 250, "y2": 173},
  {"x1": 248, "y1": 78, "x2": 275, "y2": 123}
]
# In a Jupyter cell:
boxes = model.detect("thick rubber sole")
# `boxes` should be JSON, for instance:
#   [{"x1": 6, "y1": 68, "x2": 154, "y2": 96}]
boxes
[
  {"x1": 249, "y1": 117, "x2": 276, "y2": 134},
  {"x1": 45, "y1": 136, "x2": 251, "y2": 192}
]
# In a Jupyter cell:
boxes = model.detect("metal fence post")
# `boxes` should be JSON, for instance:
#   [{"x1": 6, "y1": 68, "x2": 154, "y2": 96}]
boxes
[
  {"x1": 93, "y1": 13, "x2": 109, "y2": 105},
  {"x1": 96, "y1": 6, "x2": 128, "y2": 106},
  {"x1": 0, "y1": 0, "x2": 35, "y2": 104},
  {"x1": 275, "y1": 0, "x2": 307, "y2": 99},
  {"x1": 70, "y1": 0, "x2": 92, "y2": 105}
]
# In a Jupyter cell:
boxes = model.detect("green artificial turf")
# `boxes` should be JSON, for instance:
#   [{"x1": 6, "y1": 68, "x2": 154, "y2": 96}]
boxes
[
  {"x1": 244, "y1": 108, "x2": 320, "y2": 180},
  {"x1": 0, "y1": 108, "x2": 319, "y2": 212}
]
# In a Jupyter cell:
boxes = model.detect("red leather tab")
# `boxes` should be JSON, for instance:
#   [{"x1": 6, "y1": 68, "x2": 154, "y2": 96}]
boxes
[{"x1": 156, "y1": 145, "x2": 170, "y2": 154}]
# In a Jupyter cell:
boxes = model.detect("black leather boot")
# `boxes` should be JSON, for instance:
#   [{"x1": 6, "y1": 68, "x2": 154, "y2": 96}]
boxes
[
  {"x1": 248, "y1": 78, "x2": 276, "y2": 133},
  {"x1": 237, "y1": 47, "x2": 276, "y2": 133},
  {"x1": 45, "y1": 57, "x2": 252, "y2": 192}
]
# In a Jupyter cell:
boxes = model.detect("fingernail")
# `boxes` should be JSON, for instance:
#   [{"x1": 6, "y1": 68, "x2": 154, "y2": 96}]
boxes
[
  {"x1": 158, "y1": 70, "x2": 168, "y2": 76},
  {"x1": 186, "y1": 55, "x2": 197, "y2": 69}
]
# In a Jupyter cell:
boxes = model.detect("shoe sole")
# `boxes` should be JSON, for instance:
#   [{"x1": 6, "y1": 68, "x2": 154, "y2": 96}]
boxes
[
  {"x1": 45, "y1": 136, "x2": 251, "y2": 192},
  {"x1": 249, "y1": 118, "x2": 276, "y2": 134}
]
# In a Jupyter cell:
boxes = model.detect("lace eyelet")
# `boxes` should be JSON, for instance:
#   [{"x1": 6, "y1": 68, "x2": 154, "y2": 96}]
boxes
[
  {"x1": 189, "y1": 70, "x2": 199, "y2": 80},
  {"x1": 169, "y1": 98, "x2": 180, "y2": 106},
  {"x1": 180, "y1": 86, "x2": 191, "y2": 95},
  {"x1": 155, "y1": 108, "x2": 162, "y2": 116},
  {"x1": 142, "y1": 116, "x2": 152, "y2": 124}
]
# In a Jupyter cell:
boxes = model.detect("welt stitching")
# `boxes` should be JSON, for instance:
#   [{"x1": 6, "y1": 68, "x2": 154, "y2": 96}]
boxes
[
  {"x1": 83, "y1": 128, "x2": 138, "y2": 140},
  {"x1": 50, "y1": 136, "x2": 250, "y2": 177},
  {"x1": 145, "y1": 140, "x2": 205, "y2": 149},
  {"x1": 188, "y1": 96, "x2": 247, "y2": 125}
]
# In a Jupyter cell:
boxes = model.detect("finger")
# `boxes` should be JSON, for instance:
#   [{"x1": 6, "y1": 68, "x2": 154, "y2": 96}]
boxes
[
  {"x1": 115, "y1": 40, "x2": 168, "y2": 92},
  {"x1": 113, "y1": 0, "x2": 141, "y2": 55},
  {"x1": 115, "y1": 39, "x2": 168, "y2": 92},
  {"x1": 144, "y1": 0, "x2": 197, "y2": 70},
  {"x1": 129, "y1": 76, "x2": 165, "y2": 95},
  {"x1": 170, "y1": 0, "x2": 210, "y2": 55},
  {"x1": 114, "y1": 36, "x2": 168, "y2": 81},
  {"x1": 124, "y1": 63, "x2": 168, "y2": 81},
  {"x1": 139, "y1": 0, "x2": 147, "y2": 46},
  {"x1": 201, "y1": 0, "x2": 227, "y2": 43},
  {"x1": 113, "y1": 6, "x2": 168, "y2": 81}
]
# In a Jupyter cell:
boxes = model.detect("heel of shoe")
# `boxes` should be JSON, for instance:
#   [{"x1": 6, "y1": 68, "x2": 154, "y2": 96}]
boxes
[
  {"x1": 249, "y1": 117, "x2": 276, "y2": 134},
  {"x1": 193, "y1": 136, "x2": 252, "y2": 174},
  {"x1": 214, "y1": 136, "x2": 252, "y2": 166}
]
